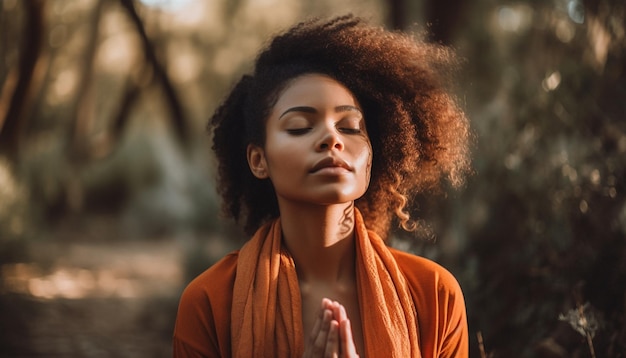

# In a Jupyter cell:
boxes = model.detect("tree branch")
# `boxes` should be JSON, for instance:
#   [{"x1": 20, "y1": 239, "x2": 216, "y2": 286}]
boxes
[{"x1": 119, "y1": 0, "x2": 189, "y2": 146}]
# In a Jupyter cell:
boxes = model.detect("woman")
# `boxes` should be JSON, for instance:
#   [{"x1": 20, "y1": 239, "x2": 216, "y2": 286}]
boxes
[{"x1": 173, "y1": 15, "x2": 471, "y2": 358}]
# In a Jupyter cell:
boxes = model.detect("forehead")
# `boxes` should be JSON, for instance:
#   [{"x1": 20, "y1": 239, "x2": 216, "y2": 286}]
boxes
[{"x1": 272, "y1": 74, "x2": 360, "y2": 111}]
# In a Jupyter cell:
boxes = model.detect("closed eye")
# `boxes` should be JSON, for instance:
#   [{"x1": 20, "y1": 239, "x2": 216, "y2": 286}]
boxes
[
  {"x1": 339, "y1": 128, "x2": 362, "y2": 134},
  {"x1": 286, "y1": 128, "x2": 311, "y2": 135},
  {"x1": 336, "y1": 115, "x2": 364, "y2": 135}
]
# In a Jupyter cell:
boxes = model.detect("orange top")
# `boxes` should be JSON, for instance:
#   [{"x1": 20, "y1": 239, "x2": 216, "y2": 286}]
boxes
[{"x1": 173, "y1": 212, "x2": 468, "y2": 357}]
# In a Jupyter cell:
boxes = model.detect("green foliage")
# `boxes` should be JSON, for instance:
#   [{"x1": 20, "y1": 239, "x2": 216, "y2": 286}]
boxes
[
  {"x1": 1, "y1": 0, "x2": 625, "y2": 356},
  {"x1": 455, "y1": 0, "x2": 626, "y2": 356}
]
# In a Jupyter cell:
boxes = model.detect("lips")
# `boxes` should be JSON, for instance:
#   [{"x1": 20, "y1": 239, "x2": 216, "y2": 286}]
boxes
[{"x1": 310, "y1": 157, "x2": 352, "y2": 173}]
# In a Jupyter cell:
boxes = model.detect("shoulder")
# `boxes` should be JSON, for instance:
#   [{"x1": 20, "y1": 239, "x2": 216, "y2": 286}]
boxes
[
  {"x1": 389, "y1": 247, "x2": 469, "y2": 357},
  {"x1": 182, "y1": 251, "x2": 239, "y2": 300},
  {"x1": 176, "y1": 251, "x2": 239, "y2": 322},
  {"x1": 173, "y1": 251, "x2": 239, "y2": 357},
  {"x1": 389, "y1": 247, "x2": 463, "y2": 297}
]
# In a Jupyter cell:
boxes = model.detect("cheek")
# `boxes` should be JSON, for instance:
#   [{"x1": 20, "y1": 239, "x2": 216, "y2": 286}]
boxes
[
  {"x1": 366, "y1": 149, "x2": 372, "y2": 184},
  {"x1": 354, "y1": 143, "x2": 373, "y2": 184},
  {"x1": 264, "y1": 136, "x2": 303, "y2": 175}
]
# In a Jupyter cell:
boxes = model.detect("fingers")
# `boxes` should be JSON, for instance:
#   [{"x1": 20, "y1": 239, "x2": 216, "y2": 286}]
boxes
[
  {"x1": 306, "y1": 298, "x2": 358, "y2": 358},
  {"x1": 326, "y1": 300, "x2": 359, "y2": 358},
  {"x1": 308, "y1": 304, "x2": 325, "y2": 344},
  {"x1": 340, "y1": 319, "x2": 359, "y2": 358},
  {"x1": 325, "y1": 319, "x2": 340, "y2": 358},
  {"x1": 313, "y1": 309, "x2": 333, "y2": 351},
  {"x1": 304, "y1": 307, "x2": 339, "y2": 358},
  {"x1": 322, "y1": 299, "x2": 347, "y2": 324}
]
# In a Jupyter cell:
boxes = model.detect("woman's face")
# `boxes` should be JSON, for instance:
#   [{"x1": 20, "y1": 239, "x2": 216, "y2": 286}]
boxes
[{"x1": 247, "y1": 73, "x2": 372, "y2": 206}]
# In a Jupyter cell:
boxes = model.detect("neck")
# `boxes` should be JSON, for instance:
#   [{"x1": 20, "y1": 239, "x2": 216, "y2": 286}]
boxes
[{"x1": 278, "y1": 200, "x2": 357, "y2": 283}]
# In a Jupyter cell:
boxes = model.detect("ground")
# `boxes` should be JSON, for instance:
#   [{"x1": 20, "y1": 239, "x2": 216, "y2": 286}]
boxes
[{"x1": 0, "y1": 230, "x2": 192, "y2": 358}]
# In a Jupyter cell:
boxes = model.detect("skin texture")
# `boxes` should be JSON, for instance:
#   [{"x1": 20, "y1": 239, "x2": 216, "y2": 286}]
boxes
[
  {"x1": 172, "y1": 15, "x2": 470, "y2": 358},
  {"x1": 247, "y1": 74, "x2": 372, "y2": 207},
  {"x1": 247, "y1": 74, "x2": 369, "y2": 357},
  {"x1": 210, "y1": 15, "x2": 471, "y2": 237},
  {"x1": 200, "y1": 15, "x2": 471, "y2": 357},
  {"x1": 303, "y1": 299, "x2": 360, "y2": 358}
]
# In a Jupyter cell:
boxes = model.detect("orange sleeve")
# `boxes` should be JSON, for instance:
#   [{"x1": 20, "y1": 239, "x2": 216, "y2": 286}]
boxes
[
  {"x1": 436, "y1": 267, "x2": 469, "y2": 357},
  {"x1": 172, "y1": 253, "x2": 238, "y2": 358},
  {"x1": 391, "y1": 249, "x2": 469, "y2": 358}
]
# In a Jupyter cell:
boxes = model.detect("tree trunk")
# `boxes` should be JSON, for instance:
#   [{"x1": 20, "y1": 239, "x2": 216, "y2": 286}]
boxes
[{"x1": 0, "y1": 0, "x2": 45, "y2": 162}]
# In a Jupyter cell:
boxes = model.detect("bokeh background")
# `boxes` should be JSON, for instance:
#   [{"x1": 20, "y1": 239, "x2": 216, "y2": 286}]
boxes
[{"x1": 1, "y1": 0, "x2": 624, "y2": 357}]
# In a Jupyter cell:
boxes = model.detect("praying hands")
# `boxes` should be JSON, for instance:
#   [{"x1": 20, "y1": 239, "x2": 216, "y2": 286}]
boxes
[{"x1": 304, "y1": 298, "x2": 360, "y2": 358}]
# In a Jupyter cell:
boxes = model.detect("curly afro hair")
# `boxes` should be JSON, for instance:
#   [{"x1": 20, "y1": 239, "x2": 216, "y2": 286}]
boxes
[{"x1": 209, "y1": 14, "x2": 471, "y2": 238}]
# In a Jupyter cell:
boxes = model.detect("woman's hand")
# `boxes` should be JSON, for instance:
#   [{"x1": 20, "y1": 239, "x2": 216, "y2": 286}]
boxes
[{"x1": 303, "y1": 298, "x2": 360, "y2": 358}]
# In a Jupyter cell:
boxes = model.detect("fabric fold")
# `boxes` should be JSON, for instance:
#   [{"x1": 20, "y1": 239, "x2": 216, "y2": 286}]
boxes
[
  {"x1": 231, "y1": 208, "x2": 421, "y2": 357},
  {"x1": 231, "y1": 218, "x2": 303, "y2": 357},
  {"x1": 354, "y1": 209, "x2": 421, "y2": 357}
]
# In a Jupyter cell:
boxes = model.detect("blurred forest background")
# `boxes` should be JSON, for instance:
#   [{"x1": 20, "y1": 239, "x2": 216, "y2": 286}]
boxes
[{"x1": 0, "y1": 0, "x2": 624, "y2": 357}]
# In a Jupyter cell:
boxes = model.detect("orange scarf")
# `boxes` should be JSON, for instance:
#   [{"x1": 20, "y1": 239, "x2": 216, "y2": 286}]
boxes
[{"x1": 231, "y1": 209, "x2": 421, "y2": 357}]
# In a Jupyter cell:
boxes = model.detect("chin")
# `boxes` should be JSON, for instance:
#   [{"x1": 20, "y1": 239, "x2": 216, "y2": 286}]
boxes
[
  {"x1": 278, "y1": 185, "x2": 368, "y2": 206},
  {"x1": 315, "y1": 189, "x2": 367, "y2": 205}
]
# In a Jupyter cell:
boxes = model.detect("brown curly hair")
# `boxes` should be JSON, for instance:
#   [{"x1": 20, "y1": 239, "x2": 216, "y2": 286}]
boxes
[{"x1": 209, "y1": 14, "x2": 471, "y2": 238}]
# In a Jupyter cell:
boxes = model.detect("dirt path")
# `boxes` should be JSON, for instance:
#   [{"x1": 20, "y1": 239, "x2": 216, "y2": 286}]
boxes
[{"x1": 1, "y1": 239, "x2": 188, "y2": 357}]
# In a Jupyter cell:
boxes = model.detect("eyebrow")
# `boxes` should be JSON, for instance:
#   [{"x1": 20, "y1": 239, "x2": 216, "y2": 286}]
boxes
[{"x1": 278, "y1": 105, "x2": 362, "y2": 120}]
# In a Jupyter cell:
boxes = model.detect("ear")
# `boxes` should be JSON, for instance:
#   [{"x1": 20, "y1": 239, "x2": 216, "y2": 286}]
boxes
[{"x1": 247, "y1": 144, "x2": 269, "y2": 179}]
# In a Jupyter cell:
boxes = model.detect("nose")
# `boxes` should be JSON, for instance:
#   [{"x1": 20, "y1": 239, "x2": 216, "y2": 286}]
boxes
[{"x1": 316, "y1": 128, "x2": 344, "y2": 151}]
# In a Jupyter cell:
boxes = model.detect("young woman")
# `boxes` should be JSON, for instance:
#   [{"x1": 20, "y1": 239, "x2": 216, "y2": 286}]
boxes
[{"x1": 173, "y1": 15, "x2": 471, "y2": 358}]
